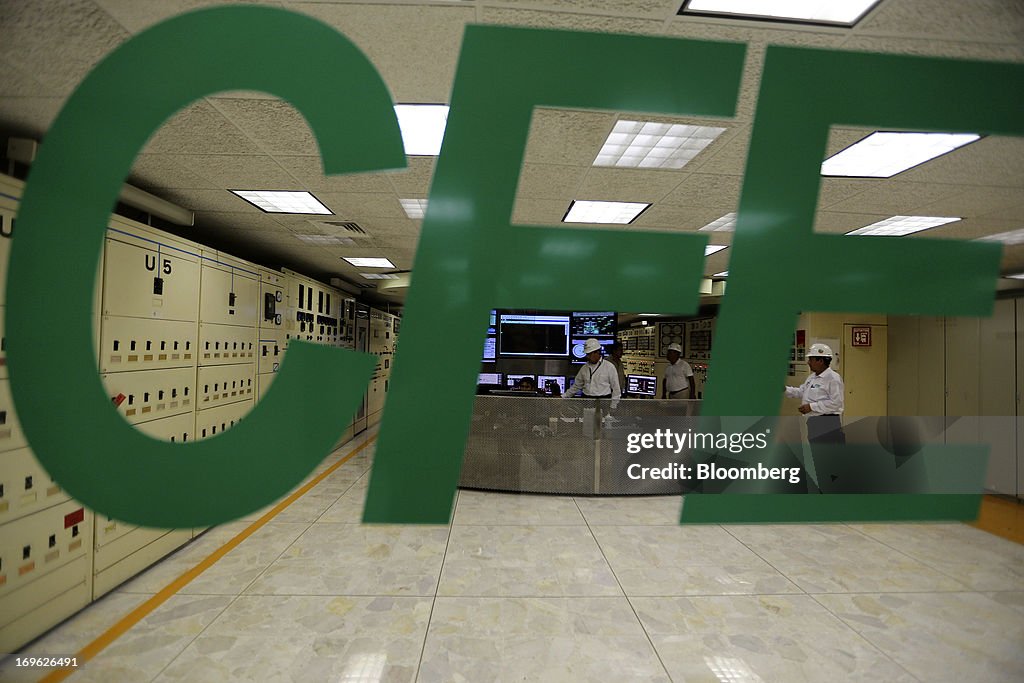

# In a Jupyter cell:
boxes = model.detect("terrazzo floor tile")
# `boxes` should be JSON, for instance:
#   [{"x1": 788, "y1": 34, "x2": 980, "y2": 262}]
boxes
[
  {"x1": 439, "y1": 525, "x2": 622, "y2": 597},
  {"x1": 154, "y1": 595, "x2": 431, "y2": 683},
  {"x1": 419, "y1": 597, "x2": 671, "y2": 682},
  {"x1": 318, "y1": 484, "x2": 372, "y2": 524},
  {"x1": 723, "y1": 524, "x2": 969, "y2": 593},
  {"x1": 632, "y1": 594, "x2": 917, "y2": 682},
  {"x1": 591, "y1": 525, "x2": 801, "y2": 596},
  {"x1": 0, "y1": 592, "x2": 153, "y2": 683},
  {"x1": 245, "y1": 524, "x2": 449, "y2": 596},
  {"x1": 814, "y1": 591, "x2": 1024, "y2": 682},
  {"x1": 114, "y1": 523, "x2": 310, "y2": 597},
  {"x1": 48, "y1": 594, "x2": 233, "y2": 683},
  {"x1": 850, "y1": 523, "x2": 1024, "y2": 591},
  {"x1": 573, "y1": 494, "x2": 684, "y2": 526},
  {"x1": 986, "y1": 590, "x2": 1024, "y2": 616},
  {"x1": 452, "y1": 491, "x2": 586, "y2": 525}
]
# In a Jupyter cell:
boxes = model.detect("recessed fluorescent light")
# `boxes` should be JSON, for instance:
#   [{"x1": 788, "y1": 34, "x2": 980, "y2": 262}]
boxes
[
  {"x1": 360, "y1": 273, "x2": 400, "y2": 280},
  {"x1": 976, "y1": 229, "x2": 1024, "y2": 245},
  {"x1": 563, "y1": 200, "x2": 650, "y2": 224},
  {"x1": 846, "y1": 215, "x2": 960, "y2": 236},
  {"x1": 1005, "y1": 273, "x2": 1024, "y2": 280},
  {"x1": 681, "y1": 0, "x2": 882, "y2": 27},
  {"x1": 400, "y1": 198, "x2": 428, "y2": 219},
  {"x1": 343, "y1": 257, "x2": 395, "y2": 268},
  {"x1": 822, "y1": 132, "x2": 981, "y2": 178},
  {"x1": 698, "y1": 213, "x2": 737, "y2": 232},
  {"x1": 705, "y1": 245, "x2": 728, "y2": 256},
  {"x1": 294, "y1": 234, "x2": 355, "y2": 245},
  {"x1": 394, "y1": 104, "x2": 449, "y2": 156},
  {"x1": 713, "y1": 271, "x2": 729, "y2": 277},
  {"x1": 231, "y1": 190, "x2": 332, "y2": 214},
  {"x1": 594, "y1": 120, "x2": 727, "y2": 169}
]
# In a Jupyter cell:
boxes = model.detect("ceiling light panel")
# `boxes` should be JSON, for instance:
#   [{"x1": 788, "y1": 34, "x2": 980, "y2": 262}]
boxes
[
  {"x1": 846, "y1": 215, "x2": 961, "y2": 236},
  {"x1": 231, "y1": 190, "x2": 332, "y2": 214},
  {"x1": 978, "y1": 229, "x2": 1024, "y2": 245},
  {"x1": 394, "y1": 104, "x2": 449, "y2": 156},
  {"x1": 594, "y1": 120, "x2": 727, "y2": 169},
  {"x1": 704, "y1": 245, "x2": 728, "y2": 256},
  {"x1": 563, "y1": 200, "x2": 650, "y2": 224},
  {"x1": 681, "y1": 0, "x2": 882, "y2": 27},
  {"x1": 713, "y1": 271, "x2": 729, "y2": 277},
  {"x1": 343, "y1": 257, "x2": 396, "y2": 268},
  {"x1": 360, "y1": 273, "x2": 400, "y2": 280},
  {"x1": 822, "y1": 132, "x2": 981, "y2": 178},
  {"x1": 400, "y1": 198, "x2": 428, "y2": 219},
  {"x1": 698, "y1": 212, "x2": 737, "y2": 232}
]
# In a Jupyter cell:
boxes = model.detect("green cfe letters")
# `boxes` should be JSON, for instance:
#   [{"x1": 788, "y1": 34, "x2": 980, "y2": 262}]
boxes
[{"x1": 6, "y1": 7, "x2": 1021, "y2": 528}]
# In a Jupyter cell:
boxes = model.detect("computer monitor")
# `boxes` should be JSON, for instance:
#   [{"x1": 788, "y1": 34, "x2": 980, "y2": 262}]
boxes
[
  {"x1": 570, "y1": 337, "x2": 616, "y2": 363},
  {"x1": 506, "y1": 373, "x2": 536, "y2": 387},
  {"x1": 538, "y1": 375, "x2": 566, "y2": 394},
  {"x1": 498, "y1": 313, "x2": 570, "y2": 357},
  {"x1": 478, "y1": 372, "x2": 502, "y2": 385},
  {"x1": 571, "y1": 311, "x2": 616, "y2": 337},
  {"x1": 627, "y1": 374, "x2": 658, "y2": 396}
]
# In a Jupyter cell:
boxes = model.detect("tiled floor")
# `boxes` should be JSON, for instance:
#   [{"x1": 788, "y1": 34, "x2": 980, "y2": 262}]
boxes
[{"x1": 4, "y1": 431, "x2": 1023, "y2": 682}]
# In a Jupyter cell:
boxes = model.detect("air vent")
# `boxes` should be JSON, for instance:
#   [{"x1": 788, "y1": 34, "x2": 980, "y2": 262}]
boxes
[{"x1": 322, "y1": 220, "x2": 367, "y2": 235}]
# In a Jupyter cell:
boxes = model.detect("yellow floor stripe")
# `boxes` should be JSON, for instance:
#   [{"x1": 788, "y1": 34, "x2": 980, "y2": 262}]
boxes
[{"x1": 39, "y1": 434, "x2": 377, "y2": 683}]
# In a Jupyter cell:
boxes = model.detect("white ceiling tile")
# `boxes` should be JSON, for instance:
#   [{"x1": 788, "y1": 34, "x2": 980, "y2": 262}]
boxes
[
  {"x1": 276, "y1": 156, "x2": 397, "y2": 193},
  {"x1": 511, "y1": 198, "x2": 576, "y2": 225},
  {"x1": 632, "y1": 205, "x2": 731, "y2": 231},
  {"x1": 93, "y1": 0, "x2": 287, "y2": 34},
  {"x1": 515, "y1": 164, "x2": 587, "y2": 200},
  {"x1": 524, "y1": 109, "x2": 617, "y2": 166},
  {"x1": 854, "y1": 0, "x2": 1024, "y2": 44},
  {"x1": 575, "y1": 167, "x2": 686, "y2": 203},
  {"x1": 142, "y1": 101, "x2": 263, "y2": 155},
  {"x1": 209, "y1": 98, "x2": 320, "y2": 156},
  {"x1": 480, "y1": 7, "x2": 665, "y2": 34},
  {"x1": 896, "y1": 136, "x2": 1024, "y2": 187},
  {"x1": 822, "y1": 181, "x2": 967, "y2": 215},
  {"x1": 840, "y1": 35, "x2": 1024, "y2": 61},
  {"x1": 129, "y1": 154, "x2": 219, "y2": 191},
  {"x1": 291, "y1": 2, "x2": 473, "y2": 102},
  {"x1": 176, "y1": 154, "x2": 301, "y2": 189},
  {"x1": 385, "y1": 156, "x2": 436, "y2": 196},
  {"x1": 0, "y1": 57, "x2": 60, "y2": 97},
  {"x1": 487, "y1": 0, "x2": 680, "y2": 19},
  {"x1": 0, "y1": 0, "x2": 130, "y2": 94},
  {"x1": 817, "y1": 178, "x2": 872, "y2": 210},
  {"x1": 0, "y1": 97, "x2": 64, "y2": 140},
  {"x1": 812, "y1": 211, "x2": 887, "y2": 234},
  {"x1": 316, "y1": 192, "x2": 406, "y2": 219},
  {"x1": 660, "y1": 173, "x2": 742, "y2": 207}
]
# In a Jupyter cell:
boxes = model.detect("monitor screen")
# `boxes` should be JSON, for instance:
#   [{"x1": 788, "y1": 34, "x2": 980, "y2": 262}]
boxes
[
  {"x1": 498, "y1": 314, "x2": 570, "y2": 357},
  {"x1": 627, "y1": 374, "x2": 658, "y2": 396},
  {"x1": 505, "y1": 373, "x2": 536, "y2": 388},
  {"x1": 478, "y1": 372, "x2": 502, "y2": 385},
  {"x1": 570, "y1": 337, "x2": 617, "y2": 363},
  {"x1": 482, "y1": 335, "x2": 496, "y2": 361},
  {"x1": 571, "y1": 311, "x2": 616, "y2": 337},
  {"x1": 538, "y1": 375, "x2": 566, "y2": 394}
]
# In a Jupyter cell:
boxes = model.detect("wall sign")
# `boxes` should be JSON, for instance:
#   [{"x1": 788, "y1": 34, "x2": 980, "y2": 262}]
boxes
[{"x1": 852, "y1": 326, "x2": 872, "y2": 347}]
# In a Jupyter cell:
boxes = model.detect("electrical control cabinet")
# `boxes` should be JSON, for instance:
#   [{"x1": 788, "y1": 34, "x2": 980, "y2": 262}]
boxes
[
  {"x1": 198, "y1": 323, "x2": 256, "y2": 366},
  {"x1": 102, "y1": 366, "x2": 196, "y2": 425},
  {"x1": 0, "y1": 378, "x2": 28, "y2": 454},
  {"x1": 258, "y1": 270, "x2": 286, "y2": 331},
  {"x1": 0, "y1": 447, "x2": 67, "y2": 527},
  {"x1": 199, "y1": 256, "x2": 260, "y2": 327},
  {"x1": 257, "y1": 331, "x2": 286, "y2": 376},
  {"x1": 102, "y1": 234, "x2": 201, "y2": 321},
  {"x1": 195, "y1": 399, "x2": 253, "y2": 441},
  {"x1": 197, "y1": 364, "x2": 256, "y2": 410},
  {"x1": 99, "y1": 316, "x2": 198, "y2": 374},
  {"x1": 0, "y1": 499, "x2": 94, "y2": 654},
  {"x1": 256, "y1": 371, "x2": 276, "y2": 401}
]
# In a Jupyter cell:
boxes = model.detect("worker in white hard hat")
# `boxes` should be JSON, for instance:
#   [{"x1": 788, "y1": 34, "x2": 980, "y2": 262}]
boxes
[
  {"x1": 661, "y1": 342, "x2": 695, "y2": 399},
  {"x1": 564, "y1": 338, "x2": 621, "y2": 399},
  {"x1": 784, "y1": 342, "x2": 846, "y2": 450}
]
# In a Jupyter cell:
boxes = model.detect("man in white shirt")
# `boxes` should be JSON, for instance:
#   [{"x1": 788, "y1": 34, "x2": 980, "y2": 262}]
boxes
[
  {"x1": 784, "y1": 343, "x2": 845, "y2": 452},
  {"x1": 564, "y1": 338, "x2": 621, "y2": 399},
  {"x1": 661, "y1": 343, "x2": 694, "y2": 399}
]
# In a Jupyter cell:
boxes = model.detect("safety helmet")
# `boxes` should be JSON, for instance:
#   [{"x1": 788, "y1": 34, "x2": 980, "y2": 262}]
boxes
[
  {"x1": 583, "y1": 338, "x2": 603, "y2": 354},
  {"x1": 808, "y1": 343, "x2": 833, "y2": 358},
  {"x1": 666, "y1": 342, "x2": 682, "y2": 354}
]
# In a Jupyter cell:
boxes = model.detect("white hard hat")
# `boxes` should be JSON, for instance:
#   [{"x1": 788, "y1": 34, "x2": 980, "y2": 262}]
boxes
[
  {"x1": 583, "y1": 338, "x2": 603, "y2": 354},
  {"x1": 666, "y1": 343, "x2": 682, "y2": 354},
  {"x1": 808, "y1": 343, "x2": 833, "y2": 358}
]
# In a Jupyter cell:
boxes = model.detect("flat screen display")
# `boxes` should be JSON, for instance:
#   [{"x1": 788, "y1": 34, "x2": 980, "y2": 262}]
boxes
[
  {"x1": 627, "y1": 374, "x2": 658, "y2": 396},
  {"x1": 538, "y1": 375, "x2": 566, "y2": 394},
  {"x1": 570, "y1": 337, "x2": 617, "y2": 363},
  {"x1": 478, "y1": 372, "x2": 502, "y2": 385},
  {"x1": 505, "y1": 373, "x2": 536, "y2": 387},
  {"x1": 498, "y1": 314, "x2": 570, "y2": 357},
  {"x1": 482, "y1": 335, "x2": 496, "y2": 361},
  {"x1": 571, "y1": 311, "x2": 616, "y2": 337}
]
